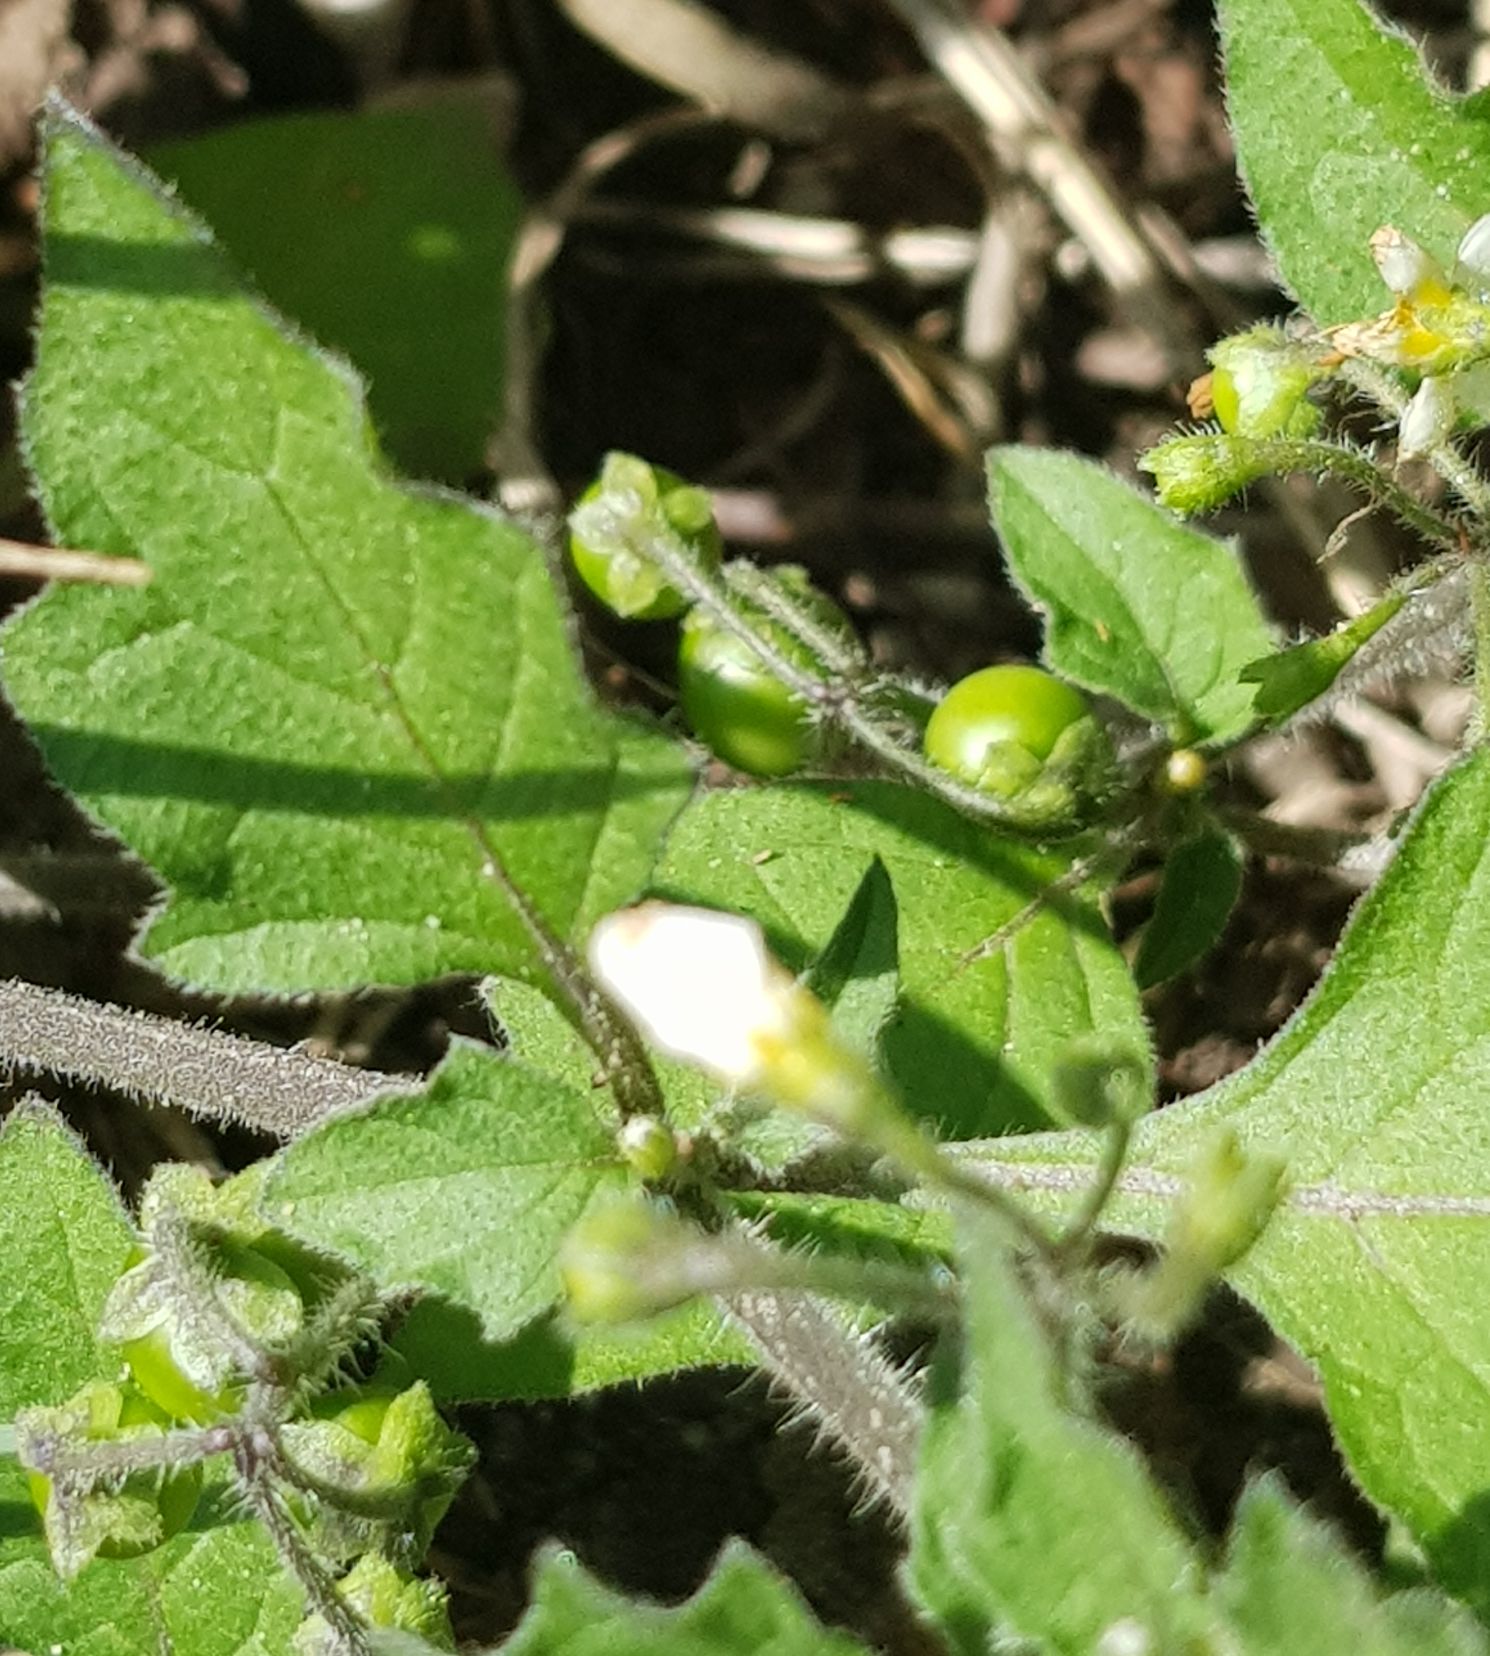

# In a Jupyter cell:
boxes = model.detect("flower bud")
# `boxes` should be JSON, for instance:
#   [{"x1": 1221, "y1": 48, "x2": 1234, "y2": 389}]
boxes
[
  {"x1": 1139, "y1": 433, "x2": 1273, "y2": 514},
  {"x1": 1121, "y1": 1131, "x2": 1286, "y2": 1335},
  {"x1": 1457, "y1": 212, "x2": 1490, "y2": 287},
  {"x1": 589, "y1": 903, "x2": 802, "y2": 1088},
  {"x1": 1052, "y1": 1039, "x2": 1149, "y2": 1130},
  {"x1": 560, "y1": 1199, "x2": 717, "y2": 1324},
  {"x1": 591, "y1": 902, "x2": 937, "y2": 1168},
  {"x1": 1398, "y1": 374, "x2": 1457, "y2": 458},
  {"x1": 617, "y1": 1115, "x2": 680, "y2": 1181},
  {"x1": 1370, "y1": 226, "x2": 1450, "y2": 303},
  {"x1": 1167, "y1": 1131, "x2": 1286, "y2": 1273}
]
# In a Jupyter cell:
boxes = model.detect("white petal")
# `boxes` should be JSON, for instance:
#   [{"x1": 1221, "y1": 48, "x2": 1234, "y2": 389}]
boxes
[
  {"x1": 1399, "y1": 376, "x2": 1456, "y2": 458},
  {"x1": 589, "y1": 903, "x2": 796, "y2": 1082},
  {"x1": 1458, "y1": 213, "x2": 1490, "y2": 281},
  {"x1": 1370, "y1": 225, "x2": 1443, "y2": 296}
]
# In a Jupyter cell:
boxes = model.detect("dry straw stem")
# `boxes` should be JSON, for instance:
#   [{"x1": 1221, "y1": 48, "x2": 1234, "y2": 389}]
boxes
[
  {"x1": 881, "y1": 0, "x2": 1194, "y2": 372},
  {"x1": 556, "y1": 0, "x2": 851, "y2": 141},
  {"x1": 0, "y1": 536, "x2": 151, "y2": 585}
]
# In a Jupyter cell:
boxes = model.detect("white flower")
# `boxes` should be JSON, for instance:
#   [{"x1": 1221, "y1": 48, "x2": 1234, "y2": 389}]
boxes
[
  {"x1": 589, "y1": 903, "x2": 798, "y2": 1084},
  {"x1": 1458, "y1": 212, "x2": 1490, "y2": 284},
  {"x1": 1398, "y1": 374, "x2": 1456, "y2": 458},
  {"x1": 1369, "y1": 225, "x2": 1445, "y2": 298}
]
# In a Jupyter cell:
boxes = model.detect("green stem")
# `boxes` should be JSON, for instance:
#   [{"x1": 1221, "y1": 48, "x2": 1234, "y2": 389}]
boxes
[
  {"x1": 1339, "y1": 358, "x2": 1490, "y2": 530},
  {"x1": 617, "y1": 512, "x2": 1104, "y2": 835},
  {"x1": 722, "y1": 559, "x2": 869, "y2": 680},
  {"x1": 1055, "y1": 1118, "x2": 1132, "y2": 1262},
  {"x1": 1247, "y1": 434, "x2": 1466, "y2": 553}
]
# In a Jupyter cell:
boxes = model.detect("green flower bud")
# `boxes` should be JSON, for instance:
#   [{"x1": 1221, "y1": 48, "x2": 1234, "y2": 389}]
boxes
[
  {"x1": 1398, "y1": 375, "x2": 1457, "y2": 457},
  {"x1": 1121, "y1": 1131, "x2": 1287, "y2": 1336},
  {"x1": 617, "y1": 1115, "x2": 680, "y2": 1181},
  {"x1": 292, "y1": 1553, "x2": 455, "y2": 1655},
  {"x1": 1052, "y1": 1039, "x2": 1150, "y2": 1130},
  {"x1": 1139, "y1": 432, "x2": 1273, "y2": 514},
  {"x1": 560, "y1": 1199, "x2": 712, "y2": 1325}
]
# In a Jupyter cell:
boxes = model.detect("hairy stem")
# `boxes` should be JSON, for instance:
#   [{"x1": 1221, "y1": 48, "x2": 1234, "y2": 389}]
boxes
[
  {"x1": 1472, "y1": 564, "x2": 1490, "y2": 743},
  {"x1": 1340, "y1": 357, "x2": 1490, "y2": 529},
  {"x1": 0, "y1": 977, "x2": 392, "y2": 1138},
  {"x1": 605, "y1": 509, "x2": 1109, "y2": 834},
  {"x1": 1236, "y1": 434, "x2": 1466, "y2": 553},
  {"x1": 725, "y1": 1281, "x2": 924, "y2": 1517}
]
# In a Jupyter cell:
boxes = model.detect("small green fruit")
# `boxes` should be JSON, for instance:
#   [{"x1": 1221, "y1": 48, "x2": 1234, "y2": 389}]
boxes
[
  {"x1": 25, "y1": 1381, "x2": 203, "y2": 1565},
  {"x1": 568, "y1": 452, "x2": 722, "y2": 620},
  {"x1": 923, "y1": 664, "x2": 1111, "y2": 831},
  {"x1": 678, "y1": 612, "x2": 813, "y2": 777},
  {"x1": 924, "y1": 664, "x2": 1089, "y2": 781}
]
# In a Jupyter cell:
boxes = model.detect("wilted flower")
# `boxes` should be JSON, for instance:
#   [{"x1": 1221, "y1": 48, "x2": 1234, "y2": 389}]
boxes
[{"x1": 1331, "y1": 222, "x2": 1490, "y2": 376}]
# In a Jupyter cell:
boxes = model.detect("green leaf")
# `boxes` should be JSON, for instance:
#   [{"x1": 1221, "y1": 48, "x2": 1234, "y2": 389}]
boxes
[
  {"x1": 0, "y1": 1101, "x2": 134, "y2": 1419},
  {"x1": 1133, "y1": 827, "x2": 1244, "y2": 989},
  {"x1": 906, "y1": 1204, "x2": 1212, "y2": 1654},
  {"x1": 149, "y1": 95, "x2": 522, "y2": 482},
  {"x1": 652, "y1": 781, "x2": 1148, "y2": 1138},
  {"x1": 1215, "y1": 1478, "x2": 1487, "y2": 1654},
  {"x1": 486, "y1": 976, "x2": 599, "y2": 1094},
  {"x1": 1242, "y1": 594, "x2": 1407, "y2": 726},
  {"x1": 803, "y1": 855, "x2": 901, "y2": 1064},
  {"x1": 1220, "y1": 0, "x2": 1490, "y2": 325},
  {"x1": 264, "y1": 1041, "x2": 628, "y2": 1340},
  {"x1": 0, "y1": 1463, "x2": 304, "y2": 1656},
  {"x1": 726, "y1": 1191, "x2": 952, "y2": 1272},
  {"x1": 500, "y1": 1539, "x2": 872, "y2": 1655},
  {"x1": 568, "y1": 1301, "x2": 756, "y2": 1393},
  {"x1": 3, "y1": 103, "x2": 691, "y2": 998},
  {"x1": 988, "y1": 447, "x2": 1275, "y2": 744},
  {"x1": 392, "y1": 1295, "x2": 753, "y2": 1404},
  {"x1": 955, "y1": 746, "x2": 1490, "y2": 1614}
]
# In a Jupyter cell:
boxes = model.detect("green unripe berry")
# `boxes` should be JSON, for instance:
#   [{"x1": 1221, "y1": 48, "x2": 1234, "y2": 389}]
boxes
[
  {"x1": 923, "y1": 664, "x2": 1111, "y2": 830},
  {"x1": 678, "y1": 613, "x2": 813, "y2": 777},
  {"x1": 111, "y1": 1235, "x2": 305, "y2": 1424},
  {"x1": 568, "y1": 452, "x2": 722, "y2": 620},
  {"x1": 677, "y1": 568, "x2": 851, "y2": 778},
  {"x1": 1206, "y1": 327, "x2": 1321, "y2": 439},
  {"x1": 925, "y1": 665, "x2": 1088, "y2": 777}
]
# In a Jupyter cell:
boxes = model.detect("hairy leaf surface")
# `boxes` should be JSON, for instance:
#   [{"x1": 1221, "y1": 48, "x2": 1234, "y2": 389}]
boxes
[{"x1": 3, "y1": 104, "x2": 690, "y2": 998}]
